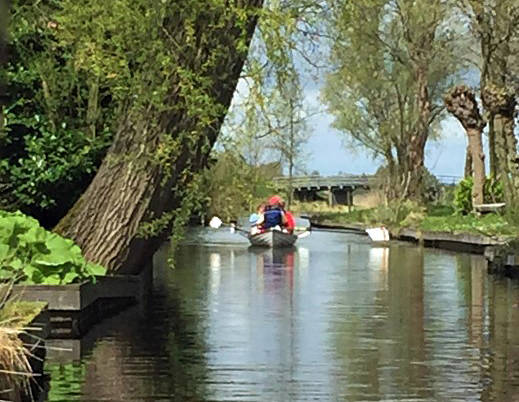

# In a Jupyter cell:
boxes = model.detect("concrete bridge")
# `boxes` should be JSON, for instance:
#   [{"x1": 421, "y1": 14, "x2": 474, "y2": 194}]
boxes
[
  {"x1": 273, "y1": 175, "x2": 375, "y2": 207},
  {"x1": 274, "y1": 174, "x2": 462, "y2": 207}
]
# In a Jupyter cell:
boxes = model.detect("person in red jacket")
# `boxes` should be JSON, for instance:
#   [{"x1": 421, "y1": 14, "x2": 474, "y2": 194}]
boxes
[{"x1": 279, "y1": 201, "x2": 295, "y2": 234}]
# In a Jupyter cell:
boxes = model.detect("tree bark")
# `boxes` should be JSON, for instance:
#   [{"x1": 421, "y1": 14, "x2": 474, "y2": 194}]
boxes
[
  {"x1": 488, "y1": 117, "x2": 497, "y2": 177},
  {"x1": 405, "y1": 66, "x2": 430, "y2": 200},
  {"x1": 464, "y1": 143, "x2": 473, "y2": 179},
  {"x1": 444, "y1": 85, "x2": 486, "y2": 209},
  {"x1": 482, "y1": 84, "x2": 518, "y2": 208},
  {"x1": 55, "y1": 2, "x2": 263, "y2": 273},
  {"x1": 467, "y1": 127, "x2": 485, "y2": 206}
]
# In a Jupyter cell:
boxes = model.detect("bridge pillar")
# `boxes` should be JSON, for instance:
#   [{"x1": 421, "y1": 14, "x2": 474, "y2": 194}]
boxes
[
  {"x1": 294, "y1": 188, "x2": 318, "y2": 202},
  {"x1": 328, "y1": 188, "x2": 334, "y2": 206},
  {"x1": 329, "y1": 187, "x2": 353, "y2": 208}
]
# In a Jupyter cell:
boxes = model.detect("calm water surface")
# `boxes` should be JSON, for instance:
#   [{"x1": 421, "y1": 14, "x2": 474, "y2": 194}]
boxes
[{"x1": 44, "y1": 228, "x2": 519, "y2": 401}]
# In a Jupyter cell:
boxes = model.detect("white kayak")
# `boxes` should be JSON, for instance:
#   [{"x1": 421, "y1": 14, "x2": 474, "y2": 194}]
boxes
[
  {"x1": 248, "y1": 229, "x2": 298, "y2": 248},
  {"x1": 365, "y1": 226, "x2": 390, "y2": 242}
]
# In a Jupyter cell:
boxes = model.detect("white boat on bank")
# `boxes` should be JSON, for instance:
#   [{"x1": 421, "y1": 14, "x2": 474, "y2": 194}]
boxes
[{"x1": 365, "y1": 226, "x2": 390, "y2": 242}]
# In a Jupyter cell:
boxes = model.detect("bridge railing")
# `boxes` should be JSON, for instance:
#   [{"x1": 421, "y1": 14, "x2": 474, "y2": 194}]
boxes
[{"x1": 436, "y1": 175, "x2": 462, "y2": 185}]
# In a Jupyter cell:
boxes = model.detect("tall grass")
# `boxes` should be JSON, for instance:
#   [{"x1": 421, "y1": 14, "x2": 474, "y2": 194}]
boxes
[{"x1": 0, "y1": 283, "x2": 38, "y2": 401}]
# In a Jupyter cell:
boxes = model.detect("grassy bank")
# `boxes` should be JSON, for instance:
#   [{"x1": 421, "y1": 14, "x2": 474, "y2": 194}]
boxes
[{"x1": 298, "y1": 201, "x2": 518, "y2": 239}]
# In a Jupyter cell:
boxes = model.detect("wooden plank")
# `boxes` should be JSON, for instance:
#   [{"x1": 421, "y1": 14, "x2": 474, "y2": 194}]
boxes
[{"x1": 474, "y1": 203, "x2": 506, "y2": 213}]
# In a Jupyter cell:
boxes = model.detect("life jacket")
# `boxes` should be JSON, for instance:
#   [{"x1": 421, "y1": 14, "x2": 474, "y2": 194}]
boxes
[{"x1": 263, "y1": 208, "x2": 283, "y2": 229}]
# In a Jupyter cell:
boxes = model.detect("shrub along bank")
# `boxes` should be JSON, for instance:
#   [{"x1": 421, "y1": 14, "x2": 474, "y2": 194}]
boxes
[{"x1": 0, "y1": 210, "x2": 106, "y2": 285}]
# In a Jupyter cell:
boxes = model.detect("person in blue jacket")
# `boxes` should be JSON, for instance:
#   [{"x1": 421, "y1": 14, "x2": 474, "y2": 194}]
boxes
[{"x1": 263, "y1": 196, "x2": 286, "y2": 230}]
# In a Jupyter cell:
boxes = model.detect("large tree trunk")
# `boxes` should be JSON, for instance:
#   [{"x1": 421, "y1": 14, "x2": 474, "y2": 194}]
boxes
[
  {"x1": 482, "y1": 84, "x2": 518, "y2": 209},
  {"x1": 55, "y1": 2, "x2": 263, "y2": 273},
  {"x1": 405, "y1": 66, "x2": 430, "y2": 200},
  {"x1": 467, "y1": 127, "x2": 485, "y2": 206},
  {"x1": 444, "y1": 85, "x2": 486, "y2": 208}
]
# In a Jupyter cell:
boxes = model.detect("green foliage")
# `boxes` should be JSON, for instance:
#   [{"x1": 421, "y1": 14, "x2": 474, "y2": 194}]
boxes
[
  {"x1": 420, "y1": 213, "x2": 515, "y2": 237},
  {"x1": 427, "y1": 204, "x2": 455, "y2": 217},
  {"x1": 2, "y1": 1, "x2": 115, "y2": 226},
  {"x1": 203, "y1": 151, "x2": 278, "y2": 221},
  {"x1": 454, "y1": 177, "x2": 473, "y2": 214},
  {"x1": 0, "y1": 116, "x2": 110, "y2": 223},
  {"x1": 454, "y1": 177, "x2": 504, "y2": 214},
  {"x1": 0, "y1": 210, "x2": 106, "y2": 285},
  {"x1": 311, "y1": 200, "x2": 426, "y2": 228}
]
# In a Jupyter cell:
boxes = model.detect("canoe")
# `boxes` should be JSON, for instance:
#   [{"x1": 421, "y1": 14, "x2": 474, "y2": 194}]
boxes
[
  {"x1": 365, "y1": 227, "x2": 390, "y2": 242},
  {"x1": 248, "y1": 230, "x2": 298, "y2": 248}
]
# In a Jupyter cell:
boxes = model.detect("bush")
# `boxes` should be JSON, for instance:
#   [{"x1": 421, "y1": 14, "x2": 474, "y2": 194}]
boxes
[
  {"x1": 0, "y1": 115, "x2": 110, "y2": 228},
  {"x1": 0, "y1": 210, "x2": 106, "y2": 285},
  {"x1": 453, "y1": 177, "x2": 504, "y2": 214}
]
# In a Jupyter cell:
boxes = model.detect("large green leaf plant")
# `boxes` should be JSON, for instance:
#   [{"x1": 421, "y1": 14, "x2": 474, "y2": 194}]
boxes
[{"x1": 0, "y1": 211, "x2": 106, "y2": 285}]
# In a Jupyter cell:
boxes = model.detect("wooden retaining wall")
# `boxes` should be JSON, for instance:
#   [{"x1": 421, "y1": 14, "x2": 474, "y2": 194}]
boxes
[{"x1": 11, "y1": 263, "x2": 152, "y2": 338}]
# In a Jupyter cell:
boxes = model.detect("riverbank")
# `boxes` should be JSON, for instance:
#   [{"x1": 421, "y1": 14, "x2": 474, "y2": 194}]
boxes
[{"x1": 306, "y1": 205, "x2": 519, "y2": 261}]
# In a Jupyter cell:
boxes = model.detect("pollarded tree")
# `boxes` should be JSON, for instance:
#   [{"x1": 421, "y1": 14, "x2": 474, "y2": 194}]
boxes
[
  {"x1": 324, "y1": 0, "x2": 460, "y2": 200},
  {"x1": 53, "y1": 0, "x2": 263, "y2": 273},
  {"x1": 444, "y1": 85, "x2": 486, "y2": 208},
  {"x1": 461, "y1": 0, "x2": 519, "y2": 178}
]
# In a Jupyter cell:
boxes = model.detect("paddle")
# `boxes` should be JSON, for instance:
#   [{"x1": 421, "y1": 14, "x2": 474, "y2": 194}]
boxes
[
  {"x1": 296, "y1": 230, "x2": 311, "y2": 239},
  {"x1": 209, "y1": 216, "x2": 249, "y2": 234},
  {"x1": 209, "y1": 216, "x2": 311, "y2": 238}
]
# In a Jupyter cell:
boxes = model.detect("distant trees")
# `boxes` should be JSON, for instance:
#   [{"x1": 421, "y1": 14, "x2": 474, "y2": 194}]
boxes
[{"x1": 323, "y1": 0, "x2": 459, "y2": 201}]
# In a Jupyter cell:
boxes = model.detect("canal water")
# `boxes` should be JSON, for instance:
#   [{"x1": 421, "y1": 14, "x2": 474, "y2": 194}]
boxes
[{"x1": 44, "y1": 228, "x2": 519, "y2": 401}]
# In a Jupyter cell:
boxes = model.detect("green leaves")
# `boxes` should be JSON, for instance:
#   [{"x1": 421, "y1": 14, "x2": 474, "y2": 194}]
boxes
[
  {"x1": 0, "y1": 210, "x2": 107, "y2": 285},
  {"x1": 454, "y1": 177, "x2": 505, "y2": 214}
]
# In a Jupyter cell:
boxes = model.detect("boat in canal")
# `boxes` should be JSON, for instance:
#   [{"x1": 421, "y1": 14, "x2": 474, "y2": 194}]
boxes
[
  {"x1": 209, "y1": 216, "x2": 309, "y2": 248},
  {"x1": 248, "y1": 229, "x2": 299, "y2": 248}
]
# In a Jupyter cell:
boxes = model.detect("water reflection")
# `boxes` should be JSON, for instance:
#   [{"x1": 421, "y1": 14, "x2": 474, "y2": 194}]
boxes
[{"x1": 43, "y1": 230, "x2": 519, "y2": 401}]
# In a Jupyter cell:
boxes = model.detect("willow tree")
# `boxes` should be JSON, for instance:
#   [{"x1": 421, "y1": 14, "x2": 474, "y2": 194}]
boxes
[
  {"x1": 218, "y1": 0, "x2": 323, "y2": 206},
  {"x1": 51, "y1": 0, "x2": 263, "y2": 273},
  {"x1": 324, "y1": 0, "x2": 460, "y2": 200}
]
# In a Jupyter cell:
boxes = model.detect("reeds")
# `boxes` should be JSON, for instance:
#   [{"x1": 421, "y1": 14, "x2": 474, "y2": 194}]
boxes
[{"x1": 0, "y1": 282, "x2": 38, "y2": 402}]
